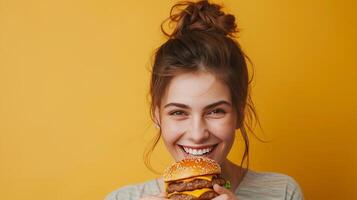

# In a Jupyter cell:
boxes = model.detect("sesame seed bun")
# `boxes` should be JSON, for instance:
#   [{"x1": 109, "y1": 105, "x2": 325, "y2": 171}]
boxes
[{"x1": 163, "y1": 156, "x2": 221, "y2": 182}]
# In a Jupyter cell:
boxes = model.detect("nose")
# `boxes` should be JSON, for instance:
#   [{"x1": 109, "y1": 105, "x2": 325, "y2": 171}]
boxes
[{"x1": 187, "y1": 114, "x2": 210, "y2": 143}]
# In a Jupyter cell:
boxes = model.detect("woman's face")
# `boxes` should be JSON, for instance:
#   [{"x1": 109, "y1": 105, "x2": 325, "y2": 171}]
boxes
[{"x1": 155, "y1": 71, "x2": 238, "y2": 166}]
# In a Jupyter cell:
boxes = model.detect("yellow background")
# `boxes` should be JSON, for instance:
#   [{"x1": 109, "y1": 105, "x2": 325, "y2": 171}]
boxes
[{"x1": 0, "y1": 0, "x2": 356, "y2": 199}]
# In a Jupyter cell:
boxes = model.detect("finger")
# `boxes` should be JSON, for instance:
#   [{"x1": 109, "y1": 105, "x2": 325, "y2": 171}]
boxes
[
  {"x1": 212, "y1": 184, "x2": 238, "y2": 200},
  {"x1": 140, "y1": 196, "x2": 169, "y2": 200},
  {"x1": 213, "y1": 184, "x2": 231, "y2": 195},
  {"x1": 140, "y1": 192, "x2": 169, "y2": 200},
  {"x1": 212, "y1": 193, "x2": 229, "y2": 200},
  {"x1": 157, "y1": 191, "x2": 167, "y2": 198}
]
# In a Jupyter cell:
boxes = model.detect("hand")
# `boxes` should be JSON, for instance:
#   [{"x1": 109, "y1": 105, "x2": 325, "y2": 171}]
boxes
[
  {"x1": 212, "y1": 184, "x2": 239, "y2": 200},
  {"x1": 139, "y1": 192, "x2": 169, "y2": 200}
]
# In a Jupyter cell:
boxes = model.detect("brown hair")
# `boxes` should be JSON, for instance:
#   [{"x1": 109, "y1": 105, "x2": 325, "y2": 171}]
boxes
[{"x1": 144, "y1": 0, "x2": 264, "y2": 181}]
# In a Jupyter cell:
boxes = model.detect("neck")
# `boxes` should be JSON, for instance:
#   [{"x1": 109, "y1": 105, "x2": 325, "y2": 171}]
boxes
[{"x1": 221, "y1": 159, "x2": 243, "y2": 192}]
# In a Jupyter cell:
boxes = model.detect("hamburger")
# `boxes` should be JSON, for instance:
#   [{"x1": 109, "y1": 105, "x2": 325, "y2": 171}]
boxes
[{"x1": 163, "y1": 157, "x2": 227, "y2": 200}]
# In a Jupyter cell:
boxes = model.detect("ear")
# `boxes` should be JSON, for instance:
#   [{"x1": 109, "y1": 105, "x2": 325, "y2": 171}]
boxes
[{"x1": 154, "y1": 106, "x2": 161, "y2": 128}]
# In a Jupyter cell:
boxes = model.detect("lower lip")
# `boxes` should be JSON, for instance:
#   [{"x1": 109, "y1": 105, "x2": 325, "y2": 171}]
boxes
[{"x1": 178, "y1": 145, "x2": 218, "y2": 158}]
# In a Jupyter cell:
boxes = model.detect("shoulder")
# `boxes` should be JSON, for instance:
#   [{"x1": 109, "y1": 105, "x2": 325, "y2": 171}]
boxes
[
  {"x1": 237, "y1": 169, "x2": 304, "y2": 200},
  {"x1": 104, "y1": 179, "x2": 162, "y2": 200}
]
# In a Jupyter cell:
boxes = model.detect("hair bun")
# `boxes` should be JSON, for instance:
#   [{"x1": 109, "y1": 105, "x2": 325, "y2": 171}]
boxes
[{"x1": 162, "y1": 0, "x2": 239, "y2": 38}]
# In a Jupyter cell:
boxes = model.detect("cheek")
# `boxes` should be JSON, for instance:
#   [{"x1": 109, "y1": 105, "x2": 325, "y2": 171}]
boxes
[
  {"x1": 208, "y1": 118, "x2": 236, "y2": 140},
  {"x1": 161, "y1": 118, "x2": 188, "y2": 143}
]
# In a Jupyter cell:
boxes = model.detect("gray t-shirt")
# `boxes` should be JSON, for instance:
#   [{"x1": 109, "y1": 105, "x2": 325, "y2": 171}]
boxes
[{"x1": 105, "y1": 169, "x2": 304, "y2": 200}]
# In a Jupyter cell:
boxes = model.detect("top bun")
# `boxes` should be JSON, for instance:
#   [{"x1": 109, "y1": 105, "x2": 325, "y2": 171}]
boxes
[
  {"x1": 163, "y1": 156, "x2": 221, "y2": 182},
  {"x1": 162, "y1": 0, "x2": 239, "y2": 38}
]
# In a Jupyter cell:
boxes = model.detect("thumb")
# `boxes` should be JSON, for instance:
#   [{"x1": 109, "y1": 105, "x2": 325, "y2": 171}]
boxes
[{"x1": 213, "y1": 184, "x2": 231, "y2": 194}]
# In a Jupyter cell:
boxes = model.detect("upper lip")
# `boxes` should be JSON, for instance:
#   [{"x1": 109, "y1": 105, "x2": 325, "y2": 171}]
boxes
[{"x1": 178, "y1": 144, "x2": 217, "y2": 149}]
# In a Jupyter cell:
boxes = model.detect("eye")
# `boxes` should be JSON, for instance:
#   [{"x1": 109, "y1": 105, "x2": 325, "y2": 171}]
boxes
[
  {"x1": 168, "y1": 110, "x2": 188, "y2": 120},
  {"x1": 207, "y1": 108, "x2": 226, "y2": 116},
  {"x1": 169, "y1": 110, "x2": 187, "y2": 116}
]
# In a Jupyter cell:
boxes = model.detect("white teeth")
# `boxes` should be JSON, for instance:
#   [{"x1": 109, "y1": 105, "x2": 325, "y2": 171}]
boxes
[{"x1": 182, "y1": 146, "x2": 214, "y2": 156}]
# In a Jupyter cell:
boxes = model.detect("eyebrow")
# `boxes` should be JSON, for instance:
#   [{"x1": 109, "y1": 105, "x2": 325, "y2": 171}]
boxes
[{"x1": 163, "y1": 100, "x2": 232, "y2": 110}]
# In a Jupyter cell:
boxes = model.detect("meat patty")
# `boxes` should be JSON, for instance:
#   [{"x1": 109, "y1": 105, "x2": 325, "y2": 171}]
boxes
[
  {"x1": 169, "y1": 191, "x2": 219, "y2": 200},
  {"x1": 198, "y1": 191, "x2": 219, "y2": 199},
  {"x1": 169, "y1": 194, "x2": 196, "y2": 200},
  {"x1": 166, "y1": 176, "x2": 226, "y2": 193}
]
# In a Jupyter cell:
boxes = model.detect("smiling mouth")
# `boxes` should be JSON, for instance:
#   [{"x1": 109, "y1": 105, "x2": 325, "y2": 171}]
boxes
[{"x1": 178, "y1": 144, "x2": 218, "y2": 156}]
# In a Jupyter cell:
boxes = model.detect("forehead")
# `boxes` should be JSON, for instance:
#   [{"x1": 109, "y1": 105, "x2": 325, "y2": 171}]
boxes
[{"x1": 162, "y1": 72, "x2": 231, "y2": 107}]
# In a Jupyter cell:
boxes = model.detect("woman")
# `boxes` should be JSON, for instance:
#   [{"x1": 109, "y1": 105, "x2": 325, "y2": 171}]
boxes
[{"x1": 106, "y1": 0, "x2": 304, "y2": 199}]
